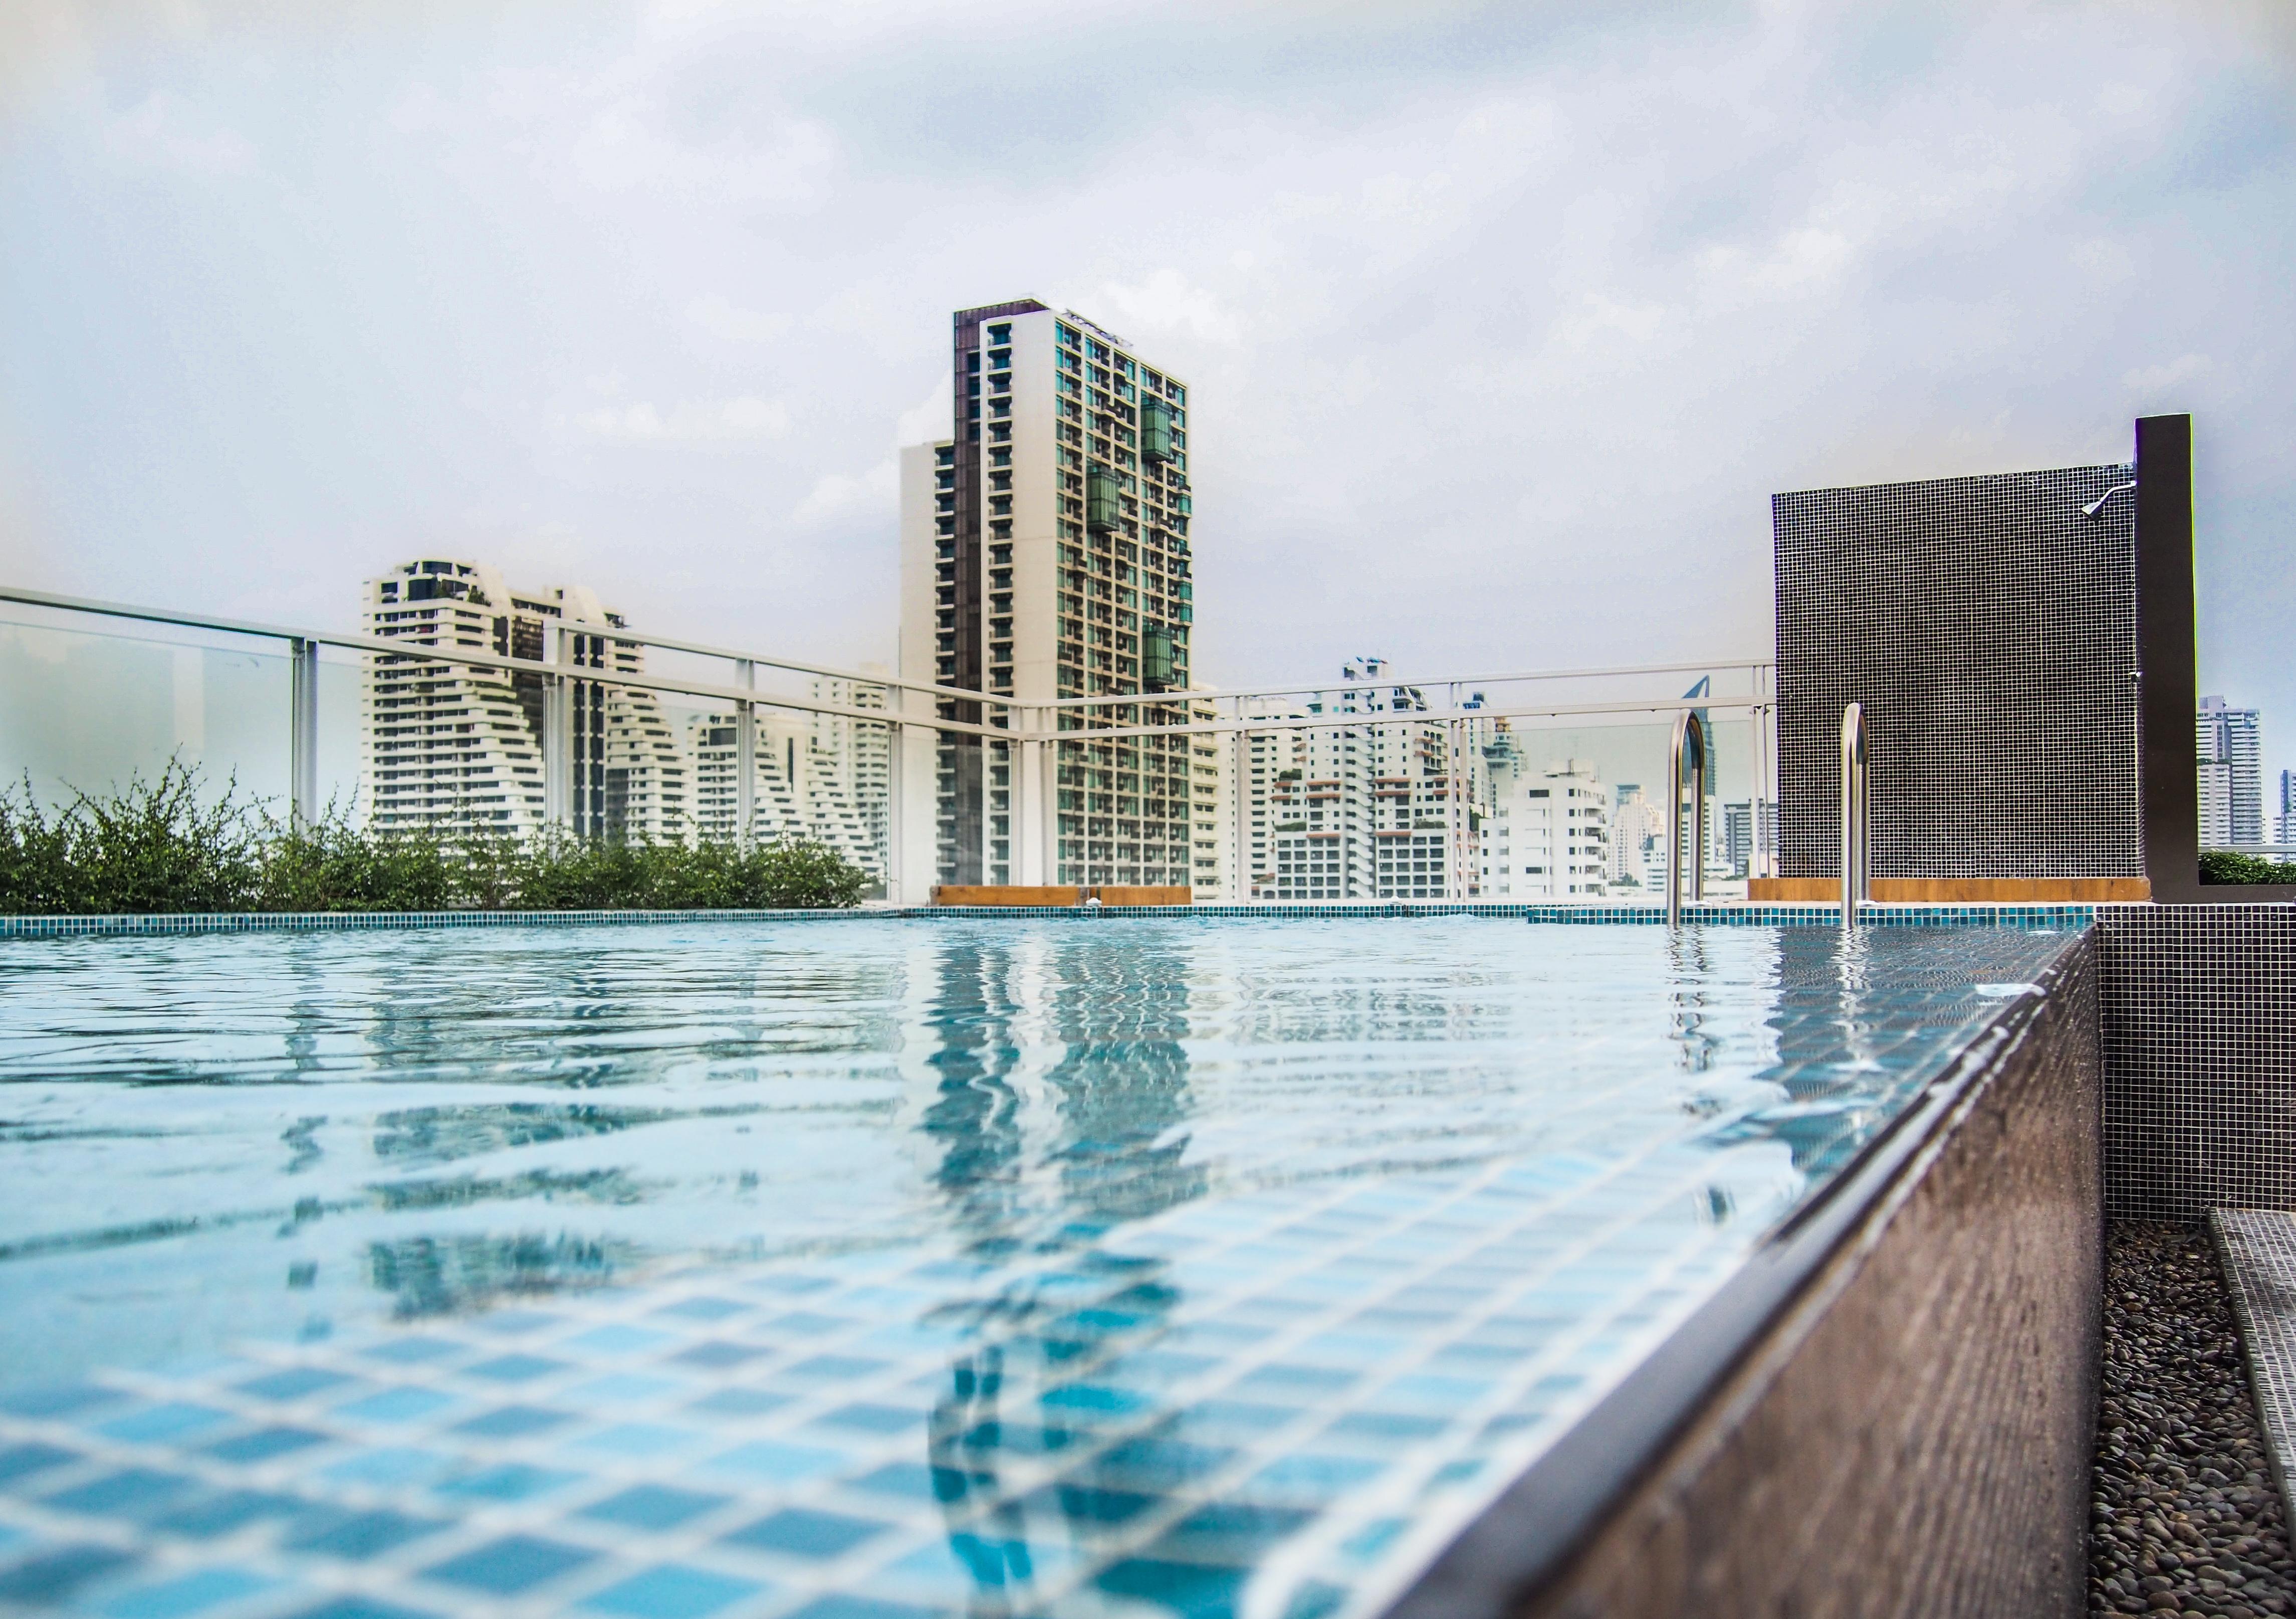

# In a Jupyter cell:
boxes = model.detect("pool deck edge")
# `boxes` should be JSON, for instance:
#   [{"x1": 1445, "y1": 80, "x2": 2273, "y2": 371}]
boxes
[{"x1": 0, "y1": 902, "x2": 2099, "y2": 938}]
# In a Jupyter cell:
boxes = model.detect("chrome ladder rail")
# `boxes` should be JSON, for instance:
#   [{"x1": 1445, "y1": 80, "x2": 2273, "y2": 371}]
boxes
[
  {"x1": 1667, "y1": 710, "x2": 1708, "y2": 927},
  {"x1": 1841, "y1": 701, "x2": 1871, "y2": 925}
]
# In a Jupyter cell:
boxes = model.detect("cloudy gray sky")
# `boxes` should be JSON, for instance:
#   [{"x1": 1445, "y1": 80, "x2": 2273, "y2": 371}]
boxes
[{"x1": 2, "y1": 2, "x2": 2291, "y2": 771}]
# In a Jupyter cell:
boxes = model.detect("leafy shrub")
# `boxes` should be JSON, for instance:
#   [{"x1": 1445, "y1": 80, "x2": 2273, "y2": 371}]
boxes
[
  {"x1": 2200, "y1": 848, "x2": 2296, "y2": 886},
  {"x1": 0, "y1": 762, "x2": 869, "y2": 914}
]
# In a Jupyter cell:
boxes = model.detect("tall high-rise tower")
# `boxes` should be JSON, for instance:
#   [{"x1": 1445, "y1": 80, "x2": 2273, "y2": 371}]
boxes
[
  {"x1": 2197, "y1": 694, "x2": 2263, "y2": 848},
  {"x1": 898, "y1": 301, "x2": 1200, "y2": 889}
]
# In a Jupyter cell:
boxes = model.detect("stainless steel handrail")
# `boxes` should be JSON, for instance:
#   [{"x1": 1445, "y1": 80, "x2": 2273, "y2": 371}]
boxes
[
  {"x1": 1666, "y1": 709, "x2": 1708, "y2": 927},
  {"x1": 1040, "y1": 655, "x2": 1773, "y2": 709},
  {"x1": 1841, "y1": 701, "x2": 1870, "y2": 925}
]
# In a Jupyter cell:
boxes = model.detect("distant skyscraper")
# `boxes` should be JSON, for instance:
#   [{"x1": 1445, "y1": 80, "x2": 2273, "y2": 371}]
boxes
[
  {"x1": 1610, "y1": 784, "x2": 1661, "y2": 891},
  {"x1": 361, "y1": 558, "x2": 689, "y2": 840},
  {"x1": 898, "y1": 300, "x2": 1200, "y2": 890},
  {"x1": 2278, "y1": 768, "x2": 2295, "y2": 848},
  {"x1": 2197, "y1": 695, "x2": 2263, "y2": 847}
]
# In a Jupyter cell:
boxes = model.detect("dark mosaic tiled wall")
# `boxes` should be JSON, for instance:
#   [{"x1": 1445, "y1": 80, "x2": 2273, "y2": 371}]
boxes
[
  {"x1": 1520, "y1": 934, "x2": 2101, "y2": 1616},
  {"x1": 2100, "y1": 904, "x2": 2296, "y2": 1219},
  {"x1": 1774, "y1": 465, "x2": 2141, "y2": 880}
]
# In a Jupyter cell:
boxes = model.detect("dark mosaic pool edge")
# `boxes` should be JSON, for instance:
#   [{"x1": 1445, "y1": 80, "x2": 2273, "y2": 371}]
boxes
[
  {"x1": 0, "y1": 903, "x2": 2098, "y2": 939},
  {"x1": 1384, "y1": 927, "x2": 2097, "y2": 1619}
]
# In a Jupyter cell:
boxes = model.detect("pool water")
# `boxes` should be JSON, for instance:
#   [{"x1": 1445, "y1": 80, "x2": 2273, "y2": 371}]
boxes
[{"x1": 0, "y1": 917, "x2": 2072, "y2": 1618}]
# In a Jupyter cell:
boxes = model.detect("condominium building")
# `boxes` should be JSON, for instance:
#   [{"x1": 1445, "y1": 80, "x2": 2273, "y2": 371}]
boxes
[
  {"x1": 1611, "y1": 784, "x2": 1661, "y2": 892},
  {"x1": 1481, "y1": 758, "x2": 1611, "y2": 899},
  {"x1": 684, "y1": 676, "x2": 891, "y2": 879},
  {"x1": 361, "y1": 559, "x2": 688, "y2": 840},
  {"x1": 2280, "y1": 769, "x2": 2295, "y2": 848},
  {"x1": 897, "y1": 300, "x2": 1200, "y2": 890},
  {"x1": 2198, "y1": 695, "x2": 2263, "y2": 847},
  {"x1": 1187, "y1": 696, "x2": 1232, "y2": 902},
  {"x1": 1239, "y1": 721, "x2": 1305, "y2": 901},
  {"x1": 1246, "y1": 658, "x2": 1482, "y2": 902}
]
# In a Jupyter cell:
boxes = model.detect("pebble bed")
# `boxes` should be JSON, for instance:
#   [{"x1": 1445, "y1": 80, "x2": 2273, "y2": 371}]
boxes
[{"x1": 2093, "y1": 1221, "x2": 2296, "y2": 1617}]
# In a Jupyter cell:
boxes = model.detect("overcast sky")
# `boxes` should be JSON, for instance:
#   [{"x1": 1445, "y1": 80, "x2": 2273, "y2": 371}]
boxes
[{"x1": 2, "y1": 2, "x2": 2291, "y2": 769}]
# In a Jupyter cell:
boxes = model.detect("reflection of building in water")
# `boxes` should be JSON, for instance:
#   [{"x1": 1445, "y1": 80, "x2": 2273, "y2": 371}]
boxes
[
  {"x1": 360, "y1": 558, "x2": 690, "y2": 841},
  {"x1": 913, "y1": 935, "x2": 1204, "y2": 1606}
]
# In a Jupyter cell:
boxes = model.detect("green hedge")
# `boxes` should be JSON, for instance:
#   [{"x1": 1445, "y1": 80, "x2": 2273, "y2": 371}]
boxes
[
  {"x1": 0, "y1": 762, "x2": 870, "y2": 914},
  {"x1": 2200, "y1": 848, "x2": 2296, "y2": 886}
]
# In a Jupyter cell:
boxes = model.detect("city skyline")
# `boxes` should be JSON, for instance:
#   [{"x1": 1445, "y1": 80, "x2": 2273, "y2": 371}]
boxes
[{"x1": 4, "y1": 7, "x2": 2291, "y2": 784}]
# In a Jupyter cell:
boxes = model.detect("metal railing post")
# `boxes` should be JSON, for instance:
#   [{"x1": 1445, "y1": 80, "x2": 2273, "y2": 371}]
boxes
[
  {"x1": 1667, "y1": 709, "x2": 1707, "y2": 927},
  {"x1": 1841, "y1": 701, "x2": 1870, "y2": 926},
  {"x1": 735, "y1": 659, "x2": 756, "y2": 846},
  {"x1": 289, "y1": 637, "x2": 319, "y2": 828},
  {"x1": 541, "y1": 624, "x2": 570, "y2": 828}
]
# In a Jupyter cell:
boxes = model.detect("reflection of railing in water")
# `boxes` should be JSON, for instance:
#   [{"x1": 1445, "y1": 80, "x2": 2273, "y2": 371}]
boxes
[{"x1": 0, "y1": 582, "x2": 1779, "y2": 906}]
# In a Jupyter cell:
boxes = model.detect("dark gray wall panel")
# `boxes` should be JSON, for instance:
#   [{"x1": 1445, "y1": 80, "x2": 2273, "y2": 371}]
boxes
[
  {"x1": 2100, "y1": 902, "x2": 2296, "y2": 1218},
  {"x1": 1774, "y1": 465, "x2": 2140, "y2": 880}
]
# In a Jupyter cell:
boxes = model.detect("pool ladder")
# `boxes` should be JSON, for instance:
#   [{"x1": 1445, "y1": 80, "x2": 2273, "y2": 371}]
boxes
[
  {"x1": 1665, "y1": 710, "x2": 1708, "y2": 928},
  {"x1": 1669, "y1": 701, "x2": 1871, "y2": 928},
  {"x1": 1841, "y1": 701, "x2": 1871, "y2": 926}
]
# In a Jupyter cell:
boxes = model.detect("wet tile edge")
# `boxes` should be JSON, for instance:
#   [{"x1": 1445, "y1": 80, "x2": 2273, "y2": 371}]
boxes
[
  {"x1": 2210, "y1": 1209, "x2": 2296, "y2": 1525},
  {"x1": 0, "y1": 904, "x2": 2098, "y2": 938}
]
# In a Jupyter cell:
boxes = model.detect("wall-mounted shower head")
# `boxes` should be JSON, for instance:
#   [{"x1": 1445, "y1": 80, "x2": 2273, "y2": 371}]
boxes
[{"x1": 2081, "y1": 480, "x2": 2138, "y2": 521}]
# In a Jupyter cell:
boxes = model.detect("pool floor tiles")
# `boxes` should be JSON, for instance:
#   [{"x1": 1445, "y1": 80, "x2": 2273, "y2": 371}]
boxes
[{"x1": 0, "y1": 1159, "x2": 1819, "y2": 1619}]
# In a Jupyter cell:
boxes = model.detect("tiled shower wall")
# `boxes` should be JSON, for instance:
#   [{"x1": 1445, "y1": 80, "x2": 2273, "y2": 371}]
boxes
[
  {"x1": 2099, "y1": 904, "x2": 2296, "y2": 1218},
  {"x1": 1773, "y1": 465, "x2": 2141, "y2": 881}
]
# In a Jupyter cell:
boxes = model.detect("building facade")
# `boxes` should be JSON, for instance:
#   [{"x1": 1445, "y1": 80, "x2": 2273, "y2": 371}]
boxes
[
  {"x1": 1238, "y1": 659, "x2": 1485, "y2": 902},
  {"x1": 681, "y1": 679, "x2": 886, "y2": 878},
  {"x1": 362, "y1": 559, "x2": 688, "y2": 841},
  {"x1": 2197, "y1": 695, "x2": 2263, "y2": 848},
  {"x1": 1480, "y1": 758, "x2": 1612, "y2": 900},
  {"x1": 897, "y1": 301, "x2": 1200, "y2": 891}
]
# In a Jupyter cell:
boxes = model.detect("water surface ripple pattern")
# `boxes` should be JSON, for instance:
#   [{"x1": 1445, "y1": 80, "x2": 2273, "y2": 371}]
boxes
[{"x1": 0, "y1": 917, "x2": 2070, "y2": 1619}]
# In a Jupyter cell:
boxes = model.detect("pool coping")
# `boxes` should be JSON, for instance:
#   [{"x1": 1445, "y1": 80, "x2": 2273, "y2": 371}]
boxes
[
  {"x1": 1383, "y1": 923, "x2": 2095, "y2": 1619},
  {"x1": 0, "y1": 902, "x2": 2097, "y2": 939}
]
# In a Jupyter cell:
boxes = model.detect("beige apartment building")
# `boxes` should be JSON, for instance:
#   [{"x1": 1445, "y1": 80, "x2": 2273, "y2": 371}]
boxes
[{"x1": 897, "y1": 300, "x2": 1201, "y2": 892}]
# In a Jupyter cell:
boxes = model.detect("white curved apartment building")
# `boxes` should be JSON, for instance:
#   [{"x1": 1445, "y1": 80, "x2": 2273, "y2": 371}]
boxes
[{"x1": 359, "y1": 558, "x2": 691, "y2": 841}]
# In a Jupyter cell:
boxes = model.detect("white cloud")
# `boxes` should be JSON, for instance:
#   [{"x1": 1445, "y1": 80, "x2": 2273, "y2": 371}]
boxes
[
  {"x1": 105, "y1": 91, "x2": 256, "y2": 176},
  {"x1": 1093, "y1": 270, "x2": 1243, "y2": 345},
  {"x1": 687, "y1": 296, "x2": 790, "y2": 342},
  {"x1": 2122, "y1": 353, "x2": 2211, "y2": 394},
  {"x1": 793, "y1": 458, "x2": 894, "y2": 525},
  {"x1": 1552, "y1": 292, "x2": 1669, "y2": 351},
  {"x1": 578, "y1": 395, "x2": 789, "y2": 442},
  {"x1": 895, "y1": 377, "x2": 951, "y2": 448}
]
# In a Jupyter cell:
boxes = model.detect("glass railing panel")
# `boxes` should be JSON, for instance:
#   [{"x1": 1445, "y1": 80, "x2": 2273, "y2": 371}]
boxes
[{"x1": 0, "y1": 611, "x2": 292, "y2": 814}]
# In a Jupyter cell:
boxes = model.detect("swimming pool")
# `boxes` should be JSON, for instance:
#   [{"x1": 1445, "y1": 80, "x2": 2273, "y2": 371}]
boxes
[{"x1": 0, "y1": 917, "x2": 2076, "y2": 1617}]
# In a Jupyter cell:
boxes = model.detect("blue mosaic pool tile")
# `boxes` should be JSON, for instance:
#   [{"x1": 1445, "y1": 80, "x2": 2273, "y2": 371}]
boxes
[
  {"x1": 429, "y1": 1462, "x2": 584, "y2": 1502},
  {"x1": 723, "y1": 1507, "x2": 891, "y2": 1559},
  {"x1": 283, "y1": 1596, "x2": 439, "y2": 1619},
  {"x1": 420, "y1": 1532, "x2": 597, "y2": 1594},
  {"x1": 580, "y1": 1563, "x2": 766, "y2": 1619},
  {"x1": 94, "y1": 1563, "x2": 279, "y2": 1619},
  {"x1": 579, "y1": 1484, "x2": 734, "y2": 1531},
  {"x1": 0, "y1": 1542, "x2": 140, "y2": 1604},
  {"x1": 0, "y1": 1385, "x2": 126, "y2": 1422},
  {"x1": 95, "y1": 1405, "x2": 229, "y2": 1446}
]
